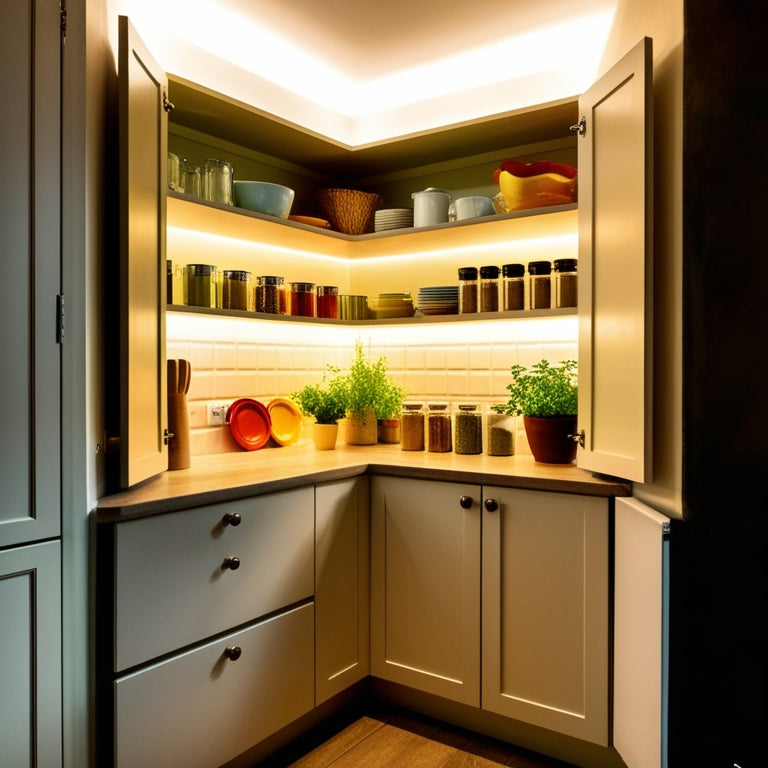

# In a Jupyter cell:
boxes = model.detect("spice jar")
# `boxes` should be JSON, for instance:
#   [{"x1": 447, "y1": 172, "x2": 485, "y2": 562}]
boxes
[
  {"x1": 554, "y1": 258, "x2": 578, "y2": 308},
  {"x1": 486, "y1": 409, "x2": 516, "y2": 456},
  {"x1": 185, "y1": 264, "x2": 218, "y2": 308},
  {"x1": 427, "y1": 403, "x2": 452, "y2": 452},
  {"x1": 454, "y1": 403, "x2": 483, "y2": 455},
  {"x1": 316, "y1": 285, "x2": 339, "y2": 319},
  {"x1": 289, "y1": 281, "x2": 315, "y2": 317},
  {"x1": 458, "y1": 267, "x2": 478, "y2": 314},
  {"x1": 202, "y1": 158, "x2": 234, "y2": 206},
  {"x1": 528, "y1": 260, "x2": 552, "y2": 310},
  {"x1": 502, "y1": 263, "x2": 525, "y2": 311},
  {"x1": 400, "y1": 403, "x2": 425, "y2": 451},
  {"x1": 255, "y1": 275, "x2": 286, "y2": 314},
  {"x1": 222, "y1": 270, "x2": 252, "y2": 311},
  {"x1": 479, "y1": 265, "x2": 500, "y2": 312}
]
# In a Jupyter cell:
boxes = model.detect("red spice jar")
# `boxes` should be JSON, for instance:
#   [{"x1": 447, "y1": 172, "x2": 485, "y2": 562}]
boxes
[
  {"x1": 289, "y1": 281, "x2": 315, "y2": 317},
  {"x1": 315, "y1": 285, "x2": 339, "y2": 318}
]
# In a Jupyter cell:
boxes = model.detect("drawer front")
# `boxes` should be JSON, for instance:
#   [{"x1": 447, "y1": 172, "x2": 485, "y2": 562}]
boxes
[
  {"x1": 114, "y1": 602, "x2": 314, "y2": 768},
  {"x1": 114, "y1": 487, "x2": 314, "y2": 671}
]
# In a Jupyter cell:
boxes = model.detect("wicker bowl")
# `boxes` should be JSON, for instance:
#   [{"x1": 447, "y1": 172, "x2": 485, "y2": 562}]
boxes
[{"x1": 316, "y1": 188, "x2": 382, "y2": 235}]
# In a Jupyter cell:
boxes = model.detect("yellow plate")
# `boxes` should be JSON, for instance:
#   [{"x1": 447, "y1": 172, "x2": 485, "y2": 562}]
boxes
[{"x1": 267, "y1": 397, "x2": 304, "y2": 446}]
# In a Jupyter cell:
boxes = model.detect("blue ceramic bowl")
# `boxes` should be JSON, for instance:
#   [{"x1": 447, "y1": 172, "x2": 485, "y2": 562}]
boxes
[{"x1": 233, "y1": 181, "x2": 295, "y2": 218}]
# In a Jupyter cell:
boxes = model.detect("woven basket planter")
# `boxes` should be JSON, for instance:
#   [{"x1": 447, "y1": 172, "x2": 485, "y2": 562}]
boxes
[{"x1": 316, "y1": 188, "x2": 382, "y2": 235}]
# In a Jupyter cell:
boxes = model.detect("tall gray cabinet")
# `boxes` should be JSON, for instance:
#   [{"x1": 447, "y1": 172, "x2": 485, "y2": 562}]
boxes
[{"x1": 0, "y1": 0, "x2": 63, "y2": 765}]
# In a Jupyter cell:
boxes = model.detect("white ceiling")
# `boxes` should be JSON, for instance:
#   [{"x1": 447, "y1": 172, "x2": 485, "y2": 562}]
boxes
[{"x1": 119, "y1": 0, "x2": 618, "y2": 144}]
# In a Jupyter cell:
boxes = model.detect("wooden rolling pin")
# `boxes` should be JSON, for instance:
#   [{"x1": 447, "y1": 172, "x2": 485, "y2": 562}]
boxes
[{"x1": 167, "y1": 358, "x2": 191, "y2": 470}]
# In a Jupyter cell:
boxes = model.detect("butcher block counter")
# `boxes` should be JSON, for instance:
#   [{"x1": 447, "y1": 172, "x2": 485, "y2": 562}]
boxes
[{"x1": 97, "y1": 441, "x2": 631, "y2": 521}]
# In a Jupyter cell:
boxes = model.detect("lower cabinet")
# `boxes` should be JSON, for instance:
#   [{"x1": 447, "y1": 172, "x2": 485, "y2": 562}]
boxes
[
  {"x1": 315, "y1": 477, "x2": 370, "y2": 704},
  {"x1": 114, "y1": 603, "x2": 314, "y2": 768},
  {"x1": 0, "y1": 540, "x2": 62, "y2": 768},
  {"x1": 370, "y1": 476, "x2": 609, "y2": 745}
]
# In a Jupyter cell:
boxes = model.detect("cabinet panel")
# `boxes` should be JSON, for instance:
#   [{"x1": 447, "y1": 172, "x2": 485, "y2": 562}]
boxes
[
  {"x1": 481, "y1": 487, "x2": 609, "y2": 745},
  {"x1": 114, "y1": 487, "x2": 314, "y2": 671},
  {"x1": 0, "y1": 541, "x2": 62, "y2": 768},
  {"x1": 371, "y1": 476, "x2": 480, "y2": 706},
  {"x1": 114, "y1": 602, "x2": 314, "y2": 768},
  {"x1": 315, "y1": 478, "x2": 370, "y2": 704}
]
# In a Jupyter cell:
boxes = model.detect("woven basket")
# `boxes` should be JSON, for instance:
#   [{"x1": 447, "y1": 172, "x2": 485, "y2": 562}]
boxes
[{"x1": 316, "y1": 188, "x2": 382, "y2": 235}]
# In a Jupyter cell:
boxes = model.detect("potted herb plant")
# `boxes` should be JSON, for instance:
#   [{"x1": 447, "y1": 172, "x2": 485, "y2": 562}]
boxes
[
  {"x1": 291, "y1": 366, "x2": 348, "y2": 450},
  {"x1": 497, "y1": 359, "x2": 578, "y2": 464},
  {"x1": 342, "y1": 340, "x2": 405, "y2": 445}
]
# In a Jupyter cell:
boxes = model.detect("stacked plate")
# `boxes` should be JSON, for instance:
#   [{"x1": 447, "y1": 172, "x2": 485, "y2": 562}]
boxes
[
  {"x1": 417, "y1": 285, "x2": 459, "y2": 315},
  {"x1": 374, "y1": 208, "x2": 414, "y2": 232}
]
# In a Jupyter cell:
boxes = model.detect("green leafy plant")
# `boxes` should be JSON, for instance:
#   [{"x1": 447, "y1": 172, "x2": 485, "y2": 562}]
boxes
[
  {"x1": 497, "y1": 359, "x2": 578, "y2": 417},
  {"x1": 343, "y1": 340, "x2": 405, "y2": 421},
  {"x1": 291, "y1": 366, "x2": 348, "y2": 424}
]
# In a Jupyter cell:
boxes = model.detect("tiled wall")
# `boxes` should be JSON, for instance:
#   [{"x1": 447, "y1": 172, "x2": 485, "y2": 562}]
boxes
[{"x1": 166, "y1": 312, "x2": 578, "y2": 455}]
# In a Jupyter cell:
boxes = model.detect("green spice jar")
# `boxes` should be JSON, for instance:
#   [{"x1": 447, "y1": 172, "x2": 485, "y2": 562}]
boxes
[
  {"x1": 454, "y1": 403, "x2": 483, "y2": 454},
  {"x1": 486, "y1": 410, "x2": 516, "y2": 456},
  {"x1": 185, "y1": 264, "x2": 218, "y2": 308},
  {"x1": 427, "y1": 403, "x2": 452, "y2": 452},
  {"x1": 400, "y1": 403, "x2": 425, "y2": 451},
  {"x1": 222, "y1": 270, "x2": 251, "y2": 311}
]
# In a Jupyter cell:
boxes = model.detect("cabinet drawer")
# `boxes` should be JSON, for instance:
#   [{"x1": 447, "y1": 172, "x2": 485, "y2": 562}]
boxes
[
  {"x1": 114, "y1": 487, "x2": 314, "y2": 671},
  {"x1": 114, "y1": 602, "x2": 314, "y2": 768}
]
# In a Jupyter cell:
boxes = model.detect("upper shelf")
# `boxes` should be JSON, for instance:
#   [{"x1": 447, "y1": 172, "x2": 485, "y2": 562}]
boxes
[{"x1": 167, "y1": 75, "x2": 579, "y2": 181}]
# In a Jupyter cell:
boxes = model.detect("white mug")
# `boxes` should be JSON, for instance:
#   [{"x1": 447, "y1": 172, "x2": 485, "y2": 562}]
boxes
[
  {"x1": 453, "y1": 195, "x2": 494, "y2": 221},
  {"x1": 412, "y1": 188, "x2": 452, "y2": 227}
]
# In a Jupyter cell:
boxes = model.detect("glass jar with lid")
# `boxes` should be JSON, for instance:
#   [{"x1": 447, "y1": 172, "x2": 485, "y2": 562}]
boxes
[
  {"x1": 479, "y1": 265, "x2": 500, "y2": 312},
  {"x1": 486, "y1": 408, "x2": 516, "y2": 456},
  {"x1": 202, "y1": 158, "x2": 234, "y2": 205},
  {"x1": 289, "y1": 281, "x2": 315, "y2": 317},
  {"x1": 427, "y1": 403, "x2": 452, "y2": 452},
  {"x1": 458, "y1": 267, "x2": 478, "y2": 314},
  {"x1": 554, "y1": 258, "x2": 578, "y2": 308},
  {"x1": 400, "y1": 403, "x2": 425, "y2": 451},
  {"x1": 222, "y1": 270, "x2": 252, "y2": 311},
  {"x1": 255, "y1": 275, "x2": 286, "y2": 314},
  {"x1": 185, "y1": 264, "x2": 218, "y2": 308},
  {"x1": 454, "y1": 403, "x2": 483, "y2": 454},
  {"x1": 527, "y1": 260, "x2": 552, "y2": 310},
  {"x1": 316, "y1": 285, "x2": 339, "y2": 318},
  {"x1": 502, "y1": 263, "x2": 525, "y2": 311}
]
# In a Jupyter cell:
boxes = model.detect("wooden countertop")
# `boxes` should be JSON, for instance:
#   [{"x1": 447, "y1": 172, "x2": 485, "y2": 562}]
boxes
[{"x1": 96, "y1": 442, "x2": 632, "y2": 522}]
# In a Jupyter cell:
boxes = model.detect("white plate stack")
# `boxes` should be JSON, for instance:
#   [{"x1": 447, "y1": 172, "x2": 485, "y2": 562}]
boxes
[
  {"x1": 374, "y1": 208, "x2": 414, "y2": 232},
  {"x1": 417, "y1": 285, "x2": 459, "y2": 315}
]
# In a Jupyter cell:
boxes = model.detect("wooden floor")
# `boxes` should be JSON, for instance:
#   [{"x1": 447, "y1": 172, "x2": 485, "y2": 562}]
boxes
[{"x1": 258, "y1": 706, "x2": 579, "y2": 768}]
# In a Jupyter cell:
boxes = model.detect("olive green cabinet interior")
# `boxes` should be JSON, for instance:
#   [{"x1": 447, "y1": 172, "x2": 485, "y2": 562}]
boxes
[{"x1": 370, "y1": 476, "x2": 609, "y2": 746}]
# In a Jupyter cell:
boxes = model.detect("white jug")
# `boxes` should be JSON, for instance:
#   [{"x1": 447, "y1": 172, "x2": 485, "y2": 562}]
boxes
[{"x1": 412, "y1": 188, "x2": 452, "y2": 227}]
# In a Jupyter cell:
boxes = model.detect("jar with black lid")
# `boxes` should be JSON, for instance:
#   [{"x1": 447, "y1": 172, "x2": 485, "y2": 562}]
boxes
[
  {"x1": 255, "y1": 275, "x2": 286, "y2": 314},
  {"x1": 502, "y1": 263, "x2": 525, "y2": 311},
  {"x1": 222, "y1": 270, "x2": 252, "y2": 311},
  {"x1": 527, "y1": 260, "x2": 552, "y2": 310},
  {"x1": 454, "y1": 403, "x2": 483, "y2": 454},
  {"x1": 554, "y1": 258, "x2": 578, "y2": 308},
  {"x1": 458, "y1": 267, "x2": 478, "y2": 314},
  {"x1": 289, "y1": 281, "x2": 315, "y2": 317},
  {"x1": 400, "y1": 403, "x2": 425, "y2": 451},
  {"x1": 479, "y1": 265, "x2": 500, "y2": 312},
  {"x1": 185, "y1": 264, "x2": 218, "y2": 308},
  {"x1": 427, "y1": 403, "x2": 452, "y2": 452}
]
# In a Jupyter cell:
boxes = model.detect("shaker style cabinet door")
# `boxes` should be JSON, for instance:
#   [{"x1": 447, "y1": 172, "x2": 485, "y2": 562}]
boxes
[
  {"x1": 0, "y1": 0, "x2": 61, "y2": 547},
  {"x1": 114, "y1": 16, "x2": 169, "y2": 488},
  {"x1": 576, "y1": 37, "x2": 653, "y2": 482}
]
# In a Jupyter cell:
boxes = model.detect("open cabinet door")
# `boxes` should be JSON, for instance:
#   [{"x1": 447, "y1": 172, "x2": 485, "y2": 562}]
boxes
[
  {"x1": 575, "y1": 37, "x2": 653, "y2": 482},
  {"x1": 117, "y1": 16, "x2": 169, "y2": 488}
]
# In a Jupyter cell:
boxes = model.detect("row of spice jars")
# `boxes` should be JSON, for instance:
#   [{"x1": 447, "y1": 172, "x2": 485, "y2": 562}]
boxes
[
  {"x1": 458, "y1": 259, "x2": 577, "y2": 313},
  {"x1": 400, "y1": 402, "x2": 518, "y2": 456}
]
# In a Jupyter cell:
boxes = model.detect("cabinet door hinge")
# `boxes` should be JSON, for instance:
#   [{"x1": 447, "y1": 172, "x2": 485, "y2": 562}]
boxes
[
  {"x1": 60, "y1": 2, "x2": 67, "y2": 41},
  {"x1": 56, "y1": 294, "x2": 65, "y2": 344}
]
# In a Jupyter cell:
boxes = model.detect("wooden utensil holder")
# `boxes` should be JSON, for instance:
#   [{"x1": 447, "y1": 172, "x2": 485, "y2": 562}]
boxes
[{"x1": 167, "y1": 392, "x2": 190, "y2": 470}]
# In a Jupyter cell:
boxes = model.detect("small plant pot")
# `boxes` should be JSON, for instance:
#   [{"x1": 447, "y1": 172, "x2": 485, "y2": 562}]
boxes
[
  {"x1": 378, "y1": 419, "x2": 401, "y2": 444},
  {"x1": 345, "y1": 408, "x2": 378, "y2": 445},
  {"x1": 523, "y1": 415, "x2": 578, "y2": 464},
  {"x1": 312, "y1": 422, "x2": 339, "y2": 450}
]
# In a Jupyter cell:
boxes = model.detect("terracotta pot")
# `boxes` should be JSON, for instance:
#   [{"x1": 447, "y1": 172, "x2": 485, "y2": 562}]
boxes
[
  {"x1": 312, "y1": 422, "x2": 338, "y2": 450},
  {"x1": 523, "y1": 415, "x2": 578, "y2": 464},
  {"x1": 345, "y1": 408, "x2": 378, "y2": 445},
  {"x1": 378, "y1": 419, "x2": 401, "y2": 444}
]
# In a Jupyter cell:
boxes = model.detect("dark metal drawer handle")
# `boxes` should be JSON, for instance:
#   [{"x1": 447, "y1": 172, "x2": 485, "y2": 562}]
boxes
[
  {"x1": 222, "y1": 512, "x2": 242, "y2": 526},
  {"x1": 224, "y1": 645, "x2": 241, "y2": 661},
  {"x1": 459, "y1": 495, "x2": 473, "y2": 509},
  {"x1": 221, "y1": 555, "x2": 240, "y2": 570},
  {"x1": 484, "y1": 498, "x2": 499, "y2": 512}
]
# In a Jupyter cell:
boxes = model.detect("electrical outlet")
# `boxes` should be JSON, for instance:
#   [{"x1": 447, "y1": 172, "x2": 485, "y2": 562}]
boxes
[{"x1": 207, "y1": 402, "x2": 229, "y2": 426}]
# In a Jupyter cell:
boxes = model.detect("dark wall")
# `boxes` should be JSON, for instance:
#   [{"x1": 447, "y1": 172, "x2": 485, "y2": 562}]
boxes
[{"x1": 674, "y1": 1, "x2": 768, "y2": 763}]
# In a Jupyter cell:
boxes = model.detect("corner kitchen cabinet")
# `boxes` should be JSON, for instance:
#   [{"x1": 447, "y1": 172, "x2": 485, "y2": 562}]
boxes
[
  {"x1": 370, "y1": 476, "x2": 609, "y2": 745},
  {"x1": 315, "y1": 478, "x2": 371, "y2": 704},
  {"x1": 96, "y1": 487, "x2": 315, "y2": 767}
]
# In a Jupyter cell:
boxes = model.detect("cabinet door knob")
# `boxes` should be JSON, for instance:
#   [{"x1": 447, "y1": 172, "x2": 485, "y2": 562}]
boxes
[
  {"x1": 224, "y1": 645, "x2": 242, "y2": 661},
  {"x1": 459, "y1": 495, "x2": 474, "y2": 509},
  {"x1": 222, "y1": 555, "x2": 241, "y2": 570},
  {"x1": 222, "y1": 512, "x2": 242, "y2": 526},
  {"x1": 484, "y1": 498, "x2": 499, "y2": 512}
]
